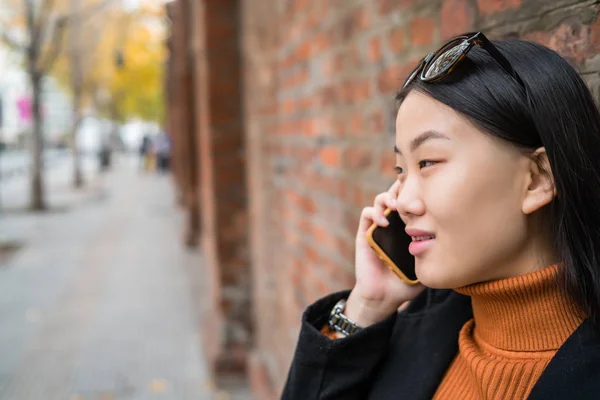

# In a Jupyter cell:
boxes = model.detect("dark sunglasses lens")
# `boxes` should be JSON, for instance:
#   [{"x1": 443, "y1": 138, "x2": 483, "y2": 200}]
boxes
[{"x1": 423, "y1": 39, "x2": 470, "y2": 80}]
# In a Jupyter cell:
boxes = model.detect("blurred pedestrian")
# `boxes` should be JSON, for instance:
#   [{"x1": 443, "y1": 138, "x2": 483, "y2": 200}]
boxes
[
  {"x1": 155, "y1": 131, "x2": 171, "y2": 173},
  {"x1": 139, "y1": 134, "x2": 155, "y2": 172},
  {"x1": 98, "y1": 138, "x2": 111, "y2": 172},
  {"x1": 283, "y1": 33, "x2": 600, "y2": 399}
]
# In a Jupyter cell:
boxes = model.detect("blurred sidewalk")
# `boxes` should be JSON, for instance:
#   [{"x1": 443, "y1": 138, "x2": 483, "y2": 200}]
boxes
[
  {"x1": 0, "y1": 151, "x2": 99, "y2": 213},
  {"x1": 0, "y1": 156, "x2": 236, "y2": 400}
]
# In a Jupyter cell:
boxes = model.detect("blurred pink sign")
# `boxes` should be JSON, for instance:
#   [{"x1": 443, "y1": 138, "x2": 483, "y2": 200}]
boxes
[{"x1": 17, "y1": 97, "x2": 32, "y2": 122}]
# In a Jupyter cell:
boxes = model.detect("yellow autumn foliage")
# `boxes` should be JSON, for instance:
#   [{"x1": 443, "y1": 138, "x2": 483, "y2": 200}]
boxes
[
  {"x1": 2, "y1": 0, "x2": 166, "y2": 123},
  {"x1": 52, "y1": 0, "x2": 167, "y2": 123}
]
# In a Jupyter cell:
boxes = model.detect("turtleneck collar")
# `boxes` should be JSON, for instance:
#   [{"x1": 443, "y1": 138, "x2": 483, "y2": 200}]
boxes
[{"x1": 454, "y1": 265, "x2": 585, "y2": 351}]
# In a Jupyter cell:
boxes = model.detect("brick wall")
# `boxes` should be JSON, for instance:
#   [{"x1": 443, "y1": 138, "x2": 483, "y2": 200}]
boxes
[
  {"x1": 240, "y1": 0, "x2": 600, "y2": 398},
  {"x1": 167, "y1": 0, "x2": 251, "y2": 388},
  {"x1": 190, "y1": 0, "x2": 252, "y2": 384},
  {"x1": 166, "y1": 0, "x2": 600, "y2": 397},
  {"x1": 166, "y1": 0, "x2": 200, "y2": 248}
]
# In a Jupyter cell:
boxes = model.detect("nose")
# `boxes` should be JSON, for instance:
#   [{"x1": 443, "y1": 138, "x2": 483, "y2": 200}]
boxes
[{"x1": 395, "y1": 176, "x2": 425, "y2": 218}]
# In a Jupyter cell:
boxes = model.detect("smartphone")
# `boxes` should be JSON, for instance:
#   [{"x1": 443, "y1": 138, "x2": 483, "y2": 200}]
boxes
[{"x1": 365, "y1": 208, "x2": 419, "y2": 285}]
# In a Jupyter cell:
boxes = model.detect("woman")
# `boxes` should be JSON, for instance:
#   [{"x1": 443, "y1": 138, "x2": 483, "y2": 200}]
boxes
[{"x1": 282, "y1": 33, "x2": 600, "y2": 399}]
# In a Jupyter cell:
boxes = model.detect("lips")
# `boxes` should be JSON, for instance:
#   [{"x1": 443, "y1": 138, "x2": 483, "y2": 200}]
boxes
[
  {"x1": 405, "y1": 228, "x2": 435, "y2": 256},
  {"x1": 405, "y1": 228, "x2": 436, "y2": 239}
]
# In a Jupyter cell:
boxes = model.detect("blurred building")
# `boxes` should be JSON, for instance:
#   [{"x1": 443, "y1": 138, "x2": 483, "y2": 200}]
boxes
[
  {"x1": 0, "y1": 45, "x2": 71, "y2": 149},
  {"x1": 165, "y1": 0, "x2": 600, "y2": 398}
]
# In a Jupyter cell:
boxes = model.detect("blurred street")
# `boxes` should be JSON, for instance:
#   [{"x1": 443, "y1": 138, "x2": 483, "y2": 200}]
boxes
[{"x1": 0, "y1": 155, "x2": 227, "y2": 399}]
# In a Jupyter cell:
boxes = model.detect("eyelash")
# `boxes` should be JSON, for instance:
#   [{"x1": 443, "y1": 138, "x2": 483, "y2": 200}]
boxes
[{"x1": 394, "y1": 160, "x2": 437, "y2": 175}]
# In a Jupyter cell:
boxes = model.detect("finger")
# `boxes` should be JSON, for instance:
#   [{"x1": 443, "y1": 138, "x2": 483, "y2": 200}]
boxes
[
  {"x1": 373, "y1": 192, "x2": 390, "y2": 214},
  {"x1": 358, "y1": 207, "x2": 388, "y2": 237},
  {"x1": 378, "y1": 190, "x2": 397, "y2": 210},
  {"x1": 387, "y1": 180, "x2": 401, "y2": 207},
  {"x1": 372, "y1": 195, "x2": 391, "y2": 226}
]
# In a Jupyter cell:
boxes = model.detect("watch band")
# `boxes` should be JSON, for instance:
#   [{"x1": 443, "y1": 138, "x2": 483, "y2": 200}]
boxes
[{"x1": 328, "y1": 299, "x2": 362, "y2": 336}]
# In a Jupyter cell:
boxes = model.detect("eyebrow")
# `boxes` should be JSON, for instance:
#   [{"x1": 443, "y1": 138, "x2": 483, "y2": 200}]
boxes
[{"x1": 394, "y1": 130, "x2": 450, "y2": 155}]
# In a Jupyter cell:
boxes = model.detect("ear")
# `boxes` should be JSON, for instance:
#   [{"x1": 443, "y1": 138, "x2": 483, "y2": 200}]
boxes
[{"x1": 522, "y1": 147, "x2": 557, "y2": 215}]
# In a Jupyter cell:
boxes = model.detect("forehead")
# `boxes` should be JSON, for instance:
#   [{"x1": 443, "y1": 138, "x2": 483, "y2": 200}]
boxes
[
  {"x1": 396, "y1": 91, "x2": 465, "y2": 139},
  {"x1": 395, "y1": 91, "x2": 525, "y2": 162}
]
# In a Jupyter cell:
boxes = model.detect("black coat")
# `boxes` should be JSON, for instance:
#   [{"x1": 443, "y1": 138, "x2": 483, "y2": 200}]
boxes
[{"x1": 282, "y1": 288, "x2": 600, "y2": 399}]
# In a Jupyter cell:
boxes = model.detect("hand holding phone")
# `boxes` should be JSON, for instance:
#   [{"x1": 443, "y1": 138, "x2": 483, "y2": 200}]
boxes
[
  {"x1": 346, "y1": 181, "x2": 425, "y2": 328},
  {"x1": 366, "y1": 208, "x2": 419, "y2": 285}
]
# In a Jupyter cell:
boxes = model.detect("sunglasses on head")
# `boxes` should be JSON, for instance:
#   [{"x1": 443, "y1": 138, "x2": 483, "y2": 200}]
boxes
[{"x1": 402, "y1": 32, "x2": 526, "y2": 91}]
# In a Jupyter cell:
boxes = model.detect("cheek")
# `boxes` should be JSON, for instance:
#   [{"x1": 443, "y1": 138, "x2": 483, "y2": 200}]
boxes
[
  {"x1": 421, "y1": 161, "x2": 527, "y2": 283},
  {"x1": 424, "y1": 157, "x2": 524, "y2": 224}
]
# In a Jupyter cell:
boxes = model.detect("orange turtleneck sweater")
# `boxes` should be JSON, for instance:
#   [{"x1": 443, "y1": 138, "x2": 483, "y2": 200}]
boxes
[
  {"x1": 433, "y1": 265, "x2": 585, "y2": 399},
  {"x1": 321, "y1": 265, "x2": 585, "y2": 398}
]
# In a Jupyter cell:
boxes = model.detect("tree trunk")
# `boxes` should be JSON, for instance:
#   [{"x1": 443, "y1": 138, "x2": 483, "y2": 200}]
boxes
[
  {"x1": 30, "y1": 73, "x2": 46, "y2": 211},
  {"x1": 70, "y1": 0, "x2": 84, "y2": 188},
  {"x1": 71, "y1": 105, "x2": 84, "y2": 188}
]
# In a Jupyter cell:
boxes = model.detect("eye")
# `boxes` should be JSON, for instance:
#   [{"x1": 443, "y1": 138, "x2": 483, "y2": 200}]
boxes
[
  {"x1": 419, "y1": 160, "x2": 437, "y2": 169},
  {"x1": 394, "y1": 166, "x2": 404, "y2": 175}
]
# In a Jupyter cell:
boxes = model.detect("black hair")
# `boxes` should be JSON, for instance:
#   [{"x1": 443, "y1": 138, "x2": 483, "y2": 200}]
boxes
[{"x1": 397, "y1": 39, "x2": 600, "y2": 330}]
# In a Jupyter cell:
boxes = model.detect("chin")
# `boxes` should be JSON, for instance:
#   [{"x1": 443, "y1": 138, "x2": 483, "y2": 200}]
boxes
[{"x1": 415, "y1": 260, "x2": 467, "y2": 289}]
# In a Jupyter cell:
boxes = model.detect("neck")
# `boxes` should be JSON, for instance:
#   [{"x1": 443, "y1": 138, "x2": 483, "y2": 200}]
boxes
[{"x1": 455, "y1": 265, "x2": 585, "y2": 351}]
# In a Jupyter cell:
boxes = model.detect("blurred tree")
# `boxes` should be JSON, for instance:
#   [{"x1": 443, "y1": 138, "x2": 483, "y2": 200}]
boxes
[
  {"x1": 46, "y1": 0, "x2": 166, "y2": 188},
  {"x1": 92, "y1": 3, "x2": 166, "y2": 125},
  {"x1": 53, "y1": 1, "x2": 166, "y2": 124},
  {"x1": 108, "y1": 19, "x2": 166, "y2": 124},
  {"x1": 60, "y1": 1, "x2": 166, "y2": 185},
  {"x1": 0, "y1": 0, "x2": 109, "y2": 209},
  {"x1": 68, "y1": 0, "x2": 85, "y2": 187}
]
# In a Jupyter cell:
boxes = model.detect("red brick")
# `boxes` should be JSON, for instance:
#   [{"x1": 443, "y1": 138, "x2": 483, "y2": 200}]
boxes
[
  {"x1": 335, "y1": 236, "x2": 354, "y2": 262},
  {"x1": 350, "y1": 43, "x2": 361, "y2": 65},
  {"x1": 367, "y1": 36, "x2": 382, "y2": 62},
  {"x1": 440, "y1": 0, "x2": 474, "y2": 40},
  {"x1": 368, "y1": 110, "x2": 385, "y2": 133},
  {"x1": 343, "y1": 79, "x2": 371, "y2": 103},
  {"x1": 293, "y1": 0, "x2": 311, "y2": 13},
  {"x1": 589, "y1": 16, "x2": 600, "y2": 56},
  {"x1": 297, "y1": 96, "x2": 313, "y2": 111},
  {"x1": 296, "y1": 41, "x2": 311, "y2": 61},
  {"x1": 376, "y1": 0, "x2": 412, "y2": 16},
  {"x1": 353, "y1": 5, "x2": 371, "y2": 30},
  {"x1": 298, "y1": 217, "x2": 311, "y2": 235},
  {"x1": 386, "y1": 27, "x2": 405, "y2": 55},
  {"x1": 336, "y1": 5, "x2": 371, "y2": 41},
  {"x1": 476, "y1": 0, "x2": 522, "y2": 15},
  {"x1": 314, "y1": 115, "x2": 335, "y2": 137},
  {"x1": 547, "y1": 19, "x2": 589, "y2": 64},
  {"x1": 297, "y1": 194, "x2": 317, "y2": 214},
  {"x1": 522, "y1": 31, "x2": 549, "y2": 49},
  {"x1": 377, "y1": 62, "x2": 417, "y2": 94},
  {"x1": 409, "y1": 17, "x2": 435, "y2": 46},
  {"x1": 321, "y1": 53, "x2": 344, "y2": 78},
  {"x1": 302, "y1": 117, "x2": 318, "y2": 136},
  {"x1": 282, "y1": 99, "x2": 295, "y2": 114},
  {"x1": 307, "y1": 2, "x2": 327, "y2": 31},
  {"x1": 312, "y1": 32, "x2": 332, "y2": 55},
  {"x1": 343, "y1": 147, "x2": 373, "y2": 170},
  {"x1": 319, "y1": 146, "x2": 341, "y2": 167},
  {"x1": 355, "y1": 185, "x2": 370, "y2": 208},
  {"x1": 380, "y1": 150, "x2": 397, "y2": 178},
  {"x1": 316, "y1": 86, "x2": 338, "y2": 108}
]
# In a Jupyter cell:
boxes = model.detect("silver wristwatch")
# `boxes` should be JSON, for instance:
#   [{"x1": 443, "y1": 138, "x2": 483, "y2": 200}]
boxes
[{"x1": 328, "y1": 299, "x2": 362, "y2": 336}]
